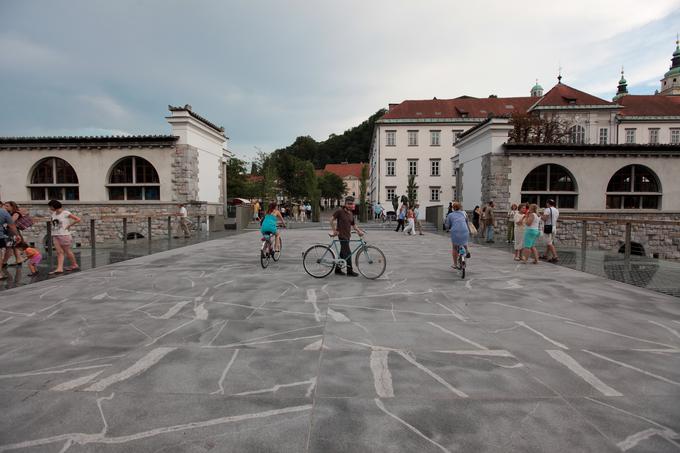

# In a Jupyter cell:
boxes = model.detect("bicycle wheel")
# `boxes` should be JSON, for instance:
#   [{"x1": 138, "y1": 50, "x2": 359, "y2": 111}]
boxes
[
  {"x1": 303, "y1": 245, "x2": 336, "y2": 278},
  {"x1": 260, "y1": 243, "x2": 271, "y2": 269},
  {"x1": 355, "y1": 245, "x2": 386, "y2": 279},
  {"x1": 459, "y1": 256, "x2": 465, "y2": 279},
  {"x1": 272, "y1": 237, "x2": 282, "y2": 261}
]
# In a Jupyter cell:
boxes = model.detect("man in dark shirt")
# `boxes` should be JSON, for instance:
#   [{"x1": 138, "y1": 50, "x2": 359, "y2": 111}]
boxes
[{"x1": 331, "y1": 196, "x2": 365, "y2": 277}]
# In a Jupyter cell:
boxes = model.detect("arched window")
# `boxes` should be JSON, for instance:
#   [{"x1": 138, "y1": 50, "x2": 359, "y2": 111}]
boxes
[
  {"x1": 107, "y1": 156, "x2": 160, "y2": 200},
  {"x1": 606, "y1": 165, "x2": 661, "y2": 209},
  {"x1": 569, "y1": 125, "x2": 585, "y2": 144},
  {"x1": 521, "y1": 164, "x2": 578, "y2": 208},
  {"x1": 28, "y1": 157, "x2": 79, "y2": 200}
]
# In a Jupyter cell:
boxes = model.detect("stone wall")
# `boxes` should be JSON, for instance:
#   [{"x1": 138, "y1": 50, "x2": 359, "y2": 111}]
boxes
[
  {"x1": 484, "y1": 211, "x2": 680, "y2": 260},
  {"x1": 18, "y1": 202, "x2": 221, "y2": 248},
  {"x1": 480, "y1": 153, "x2": 511, "y2": 211},
  {"x1": 172, "y1": 144, "x2": 200, "y2": 202}
]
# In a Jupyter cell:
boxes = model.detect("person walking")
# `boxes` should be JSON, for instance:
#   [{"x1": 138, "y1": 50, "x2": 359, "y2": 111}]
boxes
[
  {"x1": 47, "y1": 199, "x2": 81, "y2": 275},
  {"x1": 414, "y1": 203, "x2": 424, "y2": 235},
  {"x1": 479, "y1": 204, "x2": 487, "y2": 239},
  {"x1": 394, "y1": 204, "x2": 406, "y2": 232},
  {"x1": 403, "y1": 206, "x2": 416, "y2": 236},
  {"x1": 374, "y1": 202, "x2": 383, "y2": 221},
  {"x1": 521, "y1": 203, "x2": 540, "y2": 264},
  {"x1": 330, "y1": 196, "x2": 364, "y2": 277},
  {"x1": 472, "y1": 205, "x2": 481, "y2": 232},
  {"x1": 252, "y1": 200, "x2": 261, "y2": 222},
  {"x1": 485, "y1": 201, "x2": 496, "y2": 243},
  {"x1": 541, "y1": 199, "x2": 560, "y2": 263},
  {"x1": 506, "y1": 203, "x2": 518, "y2": 244},
  {"x1": 444, "y1": 202, "x2": 471, "y2": 269},
  {"x1": 175, "y1": 203, "x2": 191, "y2": 238},
  {"x1": 1, "y1": 201, "x2": 24, "y2": 268},
  {"x1": 513, "y1": 203, "x2": 527, "y2": 261},
  {"x1": 0, "y1": 203, "x2": 19, "y2": 281}
]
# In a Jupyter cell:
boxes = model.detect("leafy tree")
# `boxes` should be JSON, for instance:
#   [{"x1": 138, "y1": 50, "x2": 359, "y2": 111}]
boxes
[
  {"x1": 301, "y1": 161, "x2": 321, "y2": 221},
  {"x1": 359, "y1": 164, "x2": 368, "y2": 222},
  {"x1": 508, "y1": 112, "x2": 572, "y2": 144},
  {"x1": 406, "y1": 174, "x2": 418, "y2": 207},
  {"x1": 391, "y1": 196, "x2": 398, "y2": 212},
  {"x1": 319, "y1": 172, "x2": 347, "y2": 206},
  {"x1": 226, "y1": 157, "x2": 249, "y2": 198},
  {"x1": 250, "y1": 162, "x2": 259, "y2": 175}
]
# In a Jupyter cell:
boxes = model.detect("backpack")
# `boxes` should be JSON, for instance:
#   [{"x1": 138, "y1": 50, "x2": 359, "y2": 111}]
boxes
[{"x1": 15, "y1": 210, "x2": 33, "y2": 231}]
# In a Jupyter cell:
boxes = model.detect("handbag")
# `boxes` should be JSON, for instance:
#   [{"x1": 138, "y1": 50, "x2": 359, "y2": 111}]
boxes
[{"x1": 543, "y1": 207, "x2": 553, "y2": 234}]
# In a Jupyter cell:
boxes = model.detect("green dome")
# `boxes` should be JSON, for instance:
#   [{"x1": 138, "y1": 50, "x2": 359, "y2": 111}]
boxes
[
  {"x1": 618, "y1": 75, "x2": 627, "y2": 85},
  {"x1": 665, "y1": 66, "x2": 680, "y2": 78},
  {"x1": 531, "y1": 83, "x2": 543, "y2": 91}
]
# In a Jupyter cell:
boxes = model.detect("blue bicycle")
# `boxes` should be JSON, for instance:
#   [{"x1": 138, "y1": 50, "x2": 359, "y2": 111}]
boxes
[{"x1": 302, "y1": 233, "x2": 386, "y2": 279}]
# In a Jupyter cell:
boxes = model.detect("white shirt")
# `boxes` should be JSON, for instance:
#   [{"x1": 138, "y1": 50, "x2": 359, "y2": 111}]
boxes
[
  {"x1": 526, "y1": 213, "x2": 540, "y2": 230},
  {"x1": 544, "y1": 206, "x2": 559, "y2": 226},
  {"x1": 179, "y1": 206, "x2": 188, "y2": 218},
  {"x1": 51, "y1": 210, "x2": 72, "y2": 236}
]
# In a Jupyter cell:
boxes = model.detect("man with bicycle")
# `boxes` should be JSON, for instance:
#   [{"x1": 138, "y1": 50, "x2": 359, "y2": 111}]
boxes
[{"x1": 330, "y1": 196, "x2": 365, "y2": 277}]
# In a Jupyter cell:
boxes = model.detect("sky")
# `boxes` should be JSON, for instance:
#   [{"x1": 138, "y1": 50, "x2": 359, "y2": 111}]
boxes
[{"x1": 1, "y1": 0, "x2": 679, "y2": 163}]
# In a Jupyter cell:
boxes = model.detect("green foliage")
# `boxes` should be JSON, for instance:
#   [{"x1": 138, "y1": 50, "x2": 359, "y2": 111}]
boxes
[
  {"x1": 319, "y1": 172, "x2": 347, "y2": 203},
  {"x1": 406, "y1": 174, "x2": 418, "y2": 207},
  {"x1": 359, "y1": 164, "x2": 368, "y2": 222},
  {"x1": 300, "y1": 161, "x2": 321, "y2": 221},
  {"x1": 226, "y1": 157, "x2": 249, "y2": 198}
]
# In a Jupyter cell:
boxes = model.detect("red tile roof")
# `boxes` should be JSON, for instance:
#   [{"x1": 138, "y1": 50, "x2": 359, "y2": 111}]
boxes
[
  {"x1": 617, "y1": 95, "x2": 680, "y2": 116},
  {"x1": 323, "y1": 163, "x2": 366, "y2": 178},
  {"x1": 531, "y1": 83, "x2": 615, "y2": 108},
  {"x1": 381, "y1": 97, "x2": 535, "y2": 120}
]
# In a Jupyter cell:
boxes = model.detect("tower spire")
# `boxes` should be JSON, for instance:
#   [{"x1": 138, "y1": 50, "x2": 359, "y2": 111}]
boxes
[
  {"x1": 660, "y1": 34, "x2": 680, "y2": 95},
  {"x1": 557, "y1": 65, "x2": 562, "y2": 84},
  {"x1": 613, "y1": 66, "x2": 628, "y2": 101}
]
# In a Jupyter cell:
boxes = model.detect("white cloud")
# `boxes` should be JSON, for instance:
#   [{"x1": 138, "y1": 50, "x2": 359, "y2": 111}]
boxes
[
  {"x1": 76, "y1": 94, "x2": 128, "y2": 119},
  {"x1": 0, "y1": 35, "x2": 65, "y2": 69}
]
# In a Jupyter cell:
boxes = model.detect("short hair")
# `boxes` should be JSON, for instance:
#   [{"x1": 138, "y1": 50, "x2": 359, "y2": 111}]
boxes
[
  {"x1": 47, "y1": 200, "x2": 62, "y2": 209},
  {"x1": 452, "y1": 201, "x2": 461, "y2": 211},
  {"x1": 345, "y1": 196, "x2": 355, "y2": 203},
  {"x1": 488, "y1": 201, "x2": 494, "y2": 206},
  {"x1": 547, "y1": 199, "x2": 556, "y2": 206}
]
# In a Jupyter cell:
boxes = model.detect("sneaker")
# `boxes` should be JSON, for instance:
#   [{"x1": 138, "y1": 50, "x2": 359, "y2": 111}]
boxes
[
  {"x1": 549, "y1": 257, "x2": 559, "y2": 263},
  {"x1": 466, "y1": 252, "x2": 471, "y2": 259},
  {"x1": 347, "y1": 270, "x2": 359, "y2": 277}
]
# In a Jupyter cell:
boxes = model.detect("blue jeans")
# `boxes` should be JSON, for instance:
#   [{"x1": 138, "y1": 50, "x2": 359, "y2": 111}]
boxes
[{"x1": 486, "y1": 225, "x2": 494, "y2": 241}]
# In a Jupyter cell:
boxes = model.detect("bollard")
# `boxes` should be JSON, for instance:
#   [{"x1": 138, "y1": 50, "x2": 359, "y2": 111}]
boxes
[
  {"x1": 122, "y1": 217, "x2": 128, "y2": 247},
  {"x1": 46, "y1": 221, "x2": 53, "y2": 259},
  {"x1": 624, "y1": 222, "x2": 631, "y2": 260},
  {"x1": 148, "y1": 217, "x2": 152, "y2": 244},
  {"x1": 90, "y1": 218, "x2": 96, "y2": 250},
  {"x1": 167, "y1": 216, "x2": 172, "y2": 240}
]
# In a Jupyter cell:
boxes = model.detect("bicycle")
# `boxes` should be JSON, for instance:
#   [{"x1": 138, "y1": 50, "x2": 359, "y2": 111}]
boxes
[
  {"x1": 302, "y1": 233, "x2": 386, "y2": 279},
  {"x1": 455, "y1": 244, "x2": 467, "y2": 279},
  {"x1": 260, "y1": 232, "x2": 282, "y2": 268}
]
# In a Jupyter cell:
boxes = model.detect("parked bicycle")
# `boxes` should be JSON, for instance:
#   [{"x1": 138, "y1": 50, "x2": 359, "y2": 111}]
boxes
[
  {"x1": 260, "y1": 232, "x2": 282, "y2": 268},
  {"x1": 302, "y1": 233, "x2": 386, "y2": 279}
]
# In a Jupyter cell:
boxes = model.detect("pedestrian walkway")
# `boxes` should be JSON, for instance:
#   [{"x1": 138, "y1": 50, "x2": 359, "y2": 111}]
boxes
[
  {"x1": 1, "y1": 228, "x2": 679, "y2": 452},
  {"x1": 0, "y1": 229, "x2": 244, "y2": 292}
]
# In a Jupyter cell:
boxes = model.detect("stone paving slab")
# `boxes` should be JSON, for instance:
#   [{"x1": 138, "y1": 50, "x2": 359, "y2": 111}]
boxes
[{"x1": 1, "y1": 228, "x2": 679, "y2": 452}]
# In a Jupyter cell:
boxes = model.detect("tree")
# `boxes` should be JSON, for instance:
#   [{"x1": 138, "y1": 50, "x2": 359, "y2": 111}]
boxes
[
  {"x1": 359, "y1": 164, "x2": 368, "y2": 222},
  {"x1": 508, "y1": 112, "x2": 572, "y2": 144},
  {"x1": 406, "y1": 174, "x2": 418, "y2": 208},
  {"x1": 226, "y1": 157, "x2": 248, "y2": 198},
  {"x1": 319, "y1": 172, "x2": 346, "y2": 205},
  {"x1": 301, "y1": 161, "x2": 321, "y2": 221},
  {"x1": 391, "y1": 196, "x2": 398, "y2": 212},
  {"x1": 250, "y1": 162, "x2": 259, "y2": 175}
]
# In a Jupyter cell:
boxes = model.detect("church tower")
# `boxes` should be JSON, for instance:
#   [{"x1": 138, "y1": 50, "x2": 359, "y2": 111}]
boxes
[
  {"x1": 530, "y1": 79, "x2": 543, "y2": 97},
  {"x1": 613, "y1": 67, "x2": 628, "y2": 101},
  {"x1": 660, "y1": 36, "x2": 680, "y2": 96}
]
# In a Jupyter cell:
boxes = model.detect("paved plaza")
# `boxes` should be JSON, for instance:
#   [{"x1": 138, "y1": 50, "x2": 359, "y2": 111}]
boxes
[{"x1": 1, "y1": 228, "x2": 679, "y2": 452}]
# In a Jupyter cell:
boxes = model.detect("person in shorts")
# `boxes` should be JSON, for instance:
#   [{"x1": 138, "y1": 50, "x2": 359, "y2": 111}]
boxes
[
  {"x1": 16, "y1": 242, "x2": 41, "y2": 276},
  {"x1": 541, "y1": 199, "x2": 560, "y2": 263},
  {"x1": 48, "y1": 199, "x2": 81, "y2": 275},
  {"x1": 0, "y1": 205, "x2": 19, "y2": 281}
]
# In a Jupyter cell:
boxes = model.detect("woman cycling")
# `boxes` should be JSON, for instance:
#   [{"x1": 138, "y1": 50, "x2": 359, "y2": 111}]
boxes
[
  {"x1": 444, "y1": 201, "x2": 471, "y2": 269},
  {"x1": 260, "y1": 201, "x2": 285, "y2": 252}
]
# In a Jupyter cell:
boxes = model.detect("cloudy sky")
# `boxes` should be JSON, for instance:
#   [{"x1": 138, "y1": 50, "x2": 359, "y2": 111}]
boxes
[{"x1": 1, "y1": 0, "x2": 679, "y2": 162}]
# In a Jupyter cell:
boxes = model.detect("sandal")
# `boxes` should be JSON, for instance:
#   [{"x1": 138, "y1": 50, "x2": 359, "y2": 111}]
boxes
[
  {"x1": 48, "y1": 270, "x2": 63, "y2": 275},
  {"x1": 65, "y1": 266, "x2": 80, "y2": 272}
]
